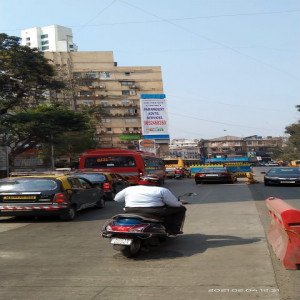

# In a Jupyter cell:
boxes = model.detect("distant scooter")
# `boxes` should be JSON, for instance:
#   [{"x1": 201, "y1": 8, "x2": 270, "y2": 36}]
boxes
[{"x1": 101, "y1": 193, "x2": 195, "y2": 257}]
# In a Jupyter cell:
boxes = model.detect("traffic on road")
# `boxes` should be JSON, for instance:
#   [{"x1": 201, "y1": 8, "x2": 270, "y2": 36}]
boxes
[{"x1": 1, "y1": 167, "x2": 300, "y2": 300}]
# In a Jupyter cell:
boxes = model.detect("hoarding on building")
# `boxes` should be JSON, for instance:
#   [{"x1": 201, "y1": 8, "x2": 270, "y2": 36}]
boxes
[
  {"x1": 139, "y1": 139, "x2": 156, "y2": 154},
  {"x1": 140, "y1": 94, "x2": 169, "y2": 137}
]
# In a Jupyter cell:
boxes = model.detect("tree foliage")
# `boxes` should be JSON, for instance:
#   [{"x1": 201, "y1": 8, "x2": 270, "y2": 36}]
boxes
[
  {"x1": 278, "y1": 105, "x2": 300, "y2": 161},
  {"x1": 0, "y1": 33, "x2": 64, "y2": 115},
  {"x1": 0, "y1": 104, "x2": 97, "y2": 164}
]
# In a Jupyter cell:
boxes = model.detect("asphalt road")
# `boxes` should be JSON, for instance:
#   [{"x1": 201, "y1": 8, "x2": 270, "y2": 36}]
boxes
[{"x1": 0, "y1": 170, "x2": 299, "y2": 300}]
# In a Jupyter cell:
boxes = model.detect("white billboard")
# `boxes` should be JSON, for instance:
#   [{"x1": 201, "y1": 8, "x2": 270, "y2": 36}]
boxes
[{"x1": 140, "y1": 97, "x2": 169, "y2": 136}]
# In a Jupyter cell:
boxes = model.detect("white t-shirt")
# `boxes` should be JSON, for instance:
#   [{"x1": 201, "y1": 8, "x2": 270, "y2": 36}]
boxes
[{"x1": 114, "y1": 185, "x2": 182, "y2": 208}]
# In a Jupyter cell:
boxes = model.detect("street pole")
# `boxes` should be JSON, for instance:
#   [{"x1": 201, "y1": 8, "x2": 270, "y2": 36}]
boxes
[{"x1": 51, "y1": 134, "x2": 55, "y2": 171}]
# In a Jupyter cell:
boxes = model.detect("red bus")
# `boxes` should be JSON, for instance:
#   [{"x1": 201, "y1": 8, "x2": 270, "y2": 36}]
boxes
[{"x1": 78, "y1": 149, "x2": 166, "y2": 185}]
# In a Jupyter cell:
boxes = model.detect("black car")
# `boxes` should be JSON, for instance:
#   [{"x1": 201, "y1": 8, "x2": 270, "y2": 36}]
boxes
[
  {"x1": 264, "y1": 167, "x2": 300, "y2": 186},
  {"x1": 0, "y1": 174, "x2": 106, "y2": 221},
  {"x1": 74, "y1": 171, "x2": 128, "y2": 201},
  {"x1": 195, "y1": 167, "x2": 237, "y2": 184}
]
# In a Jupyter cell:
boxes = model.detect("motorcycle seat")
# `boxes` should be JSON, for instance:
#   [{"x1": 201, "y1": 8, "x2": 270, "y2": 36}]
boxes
[{"x1": 112, "y1": 213, "x2": 163, "y2": 223}]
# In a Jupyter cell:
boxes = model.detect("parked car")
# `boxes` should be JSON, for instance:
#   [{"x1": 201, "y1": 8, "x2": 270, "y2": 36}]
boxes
[
  {"x1": 195, "y1": 167, "x2": 237, "y2": 184},
  {"x1": 74, "y1": 171, "x2": 128, "y2": 201},
  {"x1": 263, "y1": 167, "x2": 300, "y2": 186},
  {"x1": 0, "y1": 173, "x2": 105, "y2": 221}
]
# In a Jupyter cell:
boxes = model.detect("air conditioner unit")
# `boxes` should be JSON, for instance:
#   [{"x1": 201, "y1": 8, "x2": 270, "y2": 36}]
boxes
[
  {"x1": 129, "y1": 90, "x2": 136, "y2": 95},
  {"x1": 99, "y1": 85, "x2": 106, "y2": 89},
  {"x1": 130, "y1": 85, "x2": 136, "y2": 89}
]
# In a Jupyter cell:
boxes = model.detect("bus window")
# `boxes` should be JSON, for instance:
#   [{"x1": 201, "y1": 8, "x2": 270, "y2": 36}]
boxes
[{"x1": 84, "y1": 156, "x2": 136, "y2": 168}]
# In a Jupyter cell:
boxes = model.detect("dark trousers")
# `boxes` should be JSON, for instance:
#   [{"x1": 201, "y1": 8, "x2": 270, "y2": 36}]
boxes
[{"x1": 124, "y1": 206, "x2": 186, "y2": 233}]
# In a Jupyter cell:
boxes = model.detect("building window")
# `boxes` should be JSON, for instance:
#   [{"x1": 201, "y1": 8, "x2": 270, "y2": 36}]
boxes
[
  {"x1": 69, "y1": 45, "x2": 73, "y2": 48},
  {"x1": 85, "y1": 72, "x2": 97, "y2": 78},
  {"x1": 234, "y1": 142, "x2": 240, "y2": 146},
  {"x1": 122, "y1": 99, "x2": 130, "y2": 104},
  {"x1": 100, "y1": 72, "x2": 110, "y2": 79},
  {"x1": 41, "y1": 46, "x2": 49, "y2": 50},
  {"x1": 100, "y1": 100, "x2": 108, "y2": 105},
  {"x1": 121, "y1": 81, "x2": 134, "y2": 86},
  {"x1": 122, "y1": 90, "x2": 130, "y2": 95},
  {"x1": 26, "y1": 37, "x2": 30, "y2": 41},
  {"x1": 125, "y1": 119, "x2": 138, "y2": 123},
  {"x1": 73, "y1": 72, "x2": 81, "y2": 79},
  {"x1": 41, "y1": 34, "x2": 48, "y2": 39},
  {"x1": 247, "y1": 141, "x2": 253, "y2": 145},
  {"x1": 26, "y1": 43, "x2": 31, "y2": 46},
  {"x1": 78, "y1": 81, "x2": 93, "y2": 87},
  {"x1": 106, "y1": 128, "x2": 112, "y2": 131},
  {"x1": 222, "y1": 142, "x2": 228, "y2": 146},
  {"x1": 125, "y1": 72, "x2": 131, "y2": 76},
  {"x1": 79, "y1": 91, "x2": 93, "y2": 96},
  {"x1": 41, "y1": 40, "x2": 49, "y2": 45},
  {"x1": 101, "y1": 119, "x2": 111, "y2": 123},
  {"x1": 82, "y1": 100, "x2": 94, "y2": 105}
]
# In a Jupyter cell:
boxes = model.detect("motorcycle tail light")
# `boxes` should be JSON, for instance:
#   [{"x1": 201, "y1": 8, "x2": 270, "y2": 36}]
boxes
[
  {"x1": 129, "y1": 225, "x2": 148, "y2": 232},
  {"x1": 110, "y1": 225, "x2": 131, "y2": 232}
]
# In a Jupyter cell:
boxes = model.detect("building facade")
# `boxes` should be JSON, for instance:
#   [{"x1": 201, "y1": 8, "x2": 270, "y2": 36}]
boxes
[
  {"x1": 200, "y1": 135, "x2": 284, "y2": 162},
  {"x1": 21, "y1": 25, "x2": 78, "y2": 52},
  {"x1": 169, "y1": 139, "x2": 200, "y2": 159},
  {"x1": 43, "y1": 51, "x2": 169, "y2": 156}
]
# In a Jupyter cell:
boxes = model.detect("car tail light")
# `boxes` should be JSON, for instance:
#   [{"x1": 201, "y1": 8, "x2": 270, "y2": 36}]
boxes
[
  {"x1": 53, "y1": 192, "x2": 69, "y2": 205},
  {"x1": 102, "y1": 182, "x2": 111, "y2": 190},
  {"x1": 138, "y1": 169, "x2": 143, "y2": 177},
  {"x1": 220, "y1": 173, "x2": 229, "y2": 176},
  {"x1": 197, "y1": 173, "x2": 205, "y2": 177}
]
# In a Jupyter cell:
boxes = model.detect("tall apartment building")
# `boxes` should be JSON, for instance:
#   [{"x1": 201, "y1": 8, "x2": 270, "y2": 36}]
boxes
[
  {"x1": 21, "y1": 25, "x2": 78, "y2": 52},
  {"x1": 43, "y1": 51, "x2": 169, "y2": 156}
]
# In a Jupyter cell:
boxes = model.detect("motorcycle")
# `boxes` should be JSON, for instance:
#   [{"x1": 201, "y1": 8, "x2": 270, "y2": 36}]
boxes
[{"x1": 102, "y1": 193, "x2": 195, "y2": 257}]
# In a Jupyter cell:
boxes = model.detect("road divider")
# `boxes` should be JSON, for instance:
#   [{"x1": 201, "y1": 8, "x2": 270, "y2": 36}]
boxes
[{"x1": 266, "y1": 197, "x2": 300, "y2": 270}]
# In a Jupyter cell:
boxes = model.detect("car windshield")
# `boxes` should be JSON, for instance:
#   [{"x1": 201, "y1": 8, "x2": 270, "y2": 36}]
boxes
[
  {"x1": 201, "y1": 168, "x2": 227, "y2": 173},
  {"x1": 0, "y1": 178, "x2": 58, "y2": 192},
  {"x1": 268, "y1": 168, "x2": 300, "y2": 175},
  {"x1": 75, "y1": 173, "x2": 106, "y2": 183}
]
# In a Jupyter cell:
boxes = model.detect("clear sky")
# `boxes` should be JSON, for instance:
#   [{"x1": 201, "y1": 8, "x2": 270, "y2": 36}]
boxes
[{"x1": 1, "y1": 0, "x2": 300, "y2": 140}]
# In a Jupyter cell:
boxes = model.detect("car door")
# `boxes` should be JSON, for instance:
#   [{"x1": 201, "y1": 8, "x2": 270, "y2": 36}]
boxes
[
  {"x1": 67, "y1": 177, "x2": 85, "y2": 210},
  {"x1": 77, "y1": 177, "x2": 100, "y2": 210}
]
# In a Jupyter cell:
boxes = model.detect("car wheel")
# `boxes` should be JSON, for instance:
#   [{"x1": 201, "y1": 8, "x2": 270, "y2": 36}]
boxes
[
  {"x1": 96, "y1": 196, "x2": 105, "y2": 209},
  {"x1": 60, "y1": 205, "x2": 76, "y2": 221}
]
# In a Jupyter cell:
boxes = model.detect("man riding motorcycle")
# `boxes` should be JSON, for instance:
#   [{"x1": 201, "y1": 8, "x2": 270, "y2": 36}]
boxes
[{"x1": 113, "y1": 175, "x2": 187, "y2": 235}]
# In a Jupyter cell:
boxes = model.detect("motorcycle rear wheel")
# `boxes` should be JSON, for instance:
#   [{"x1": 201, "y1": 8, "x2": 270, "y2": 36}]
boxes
[{"x1": 120, "y1": 239, "x2": 141, "y2": 258}]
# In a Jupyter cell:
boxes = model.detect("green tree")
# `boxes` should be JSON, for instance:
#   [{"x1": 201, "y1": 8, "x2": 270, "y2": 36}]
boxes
[
  {"x1": 0, "y1": 33, "x2": 64, "y2": 115},
  {"x1": 0, "y1": 104, "x2": 97, "y2": 165},
  {"x1": 277, "y1": 105, "x2": 300, "y2": 161}
]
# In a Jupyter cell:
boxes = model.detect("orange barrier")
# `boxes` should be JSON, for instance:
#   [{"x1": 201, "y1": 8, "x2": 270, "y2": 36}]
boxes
[{"x1": 266, "y1": 197, "x2": 300, "y2": 270}]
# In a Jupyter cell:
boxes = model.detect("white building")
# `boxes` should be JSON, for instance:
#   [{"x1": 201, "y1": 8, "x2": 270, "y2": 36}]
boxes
[
  {"x1": 169, "y1": 139, "x2": 200, "y2": 159},
  {"x1": 21, "y1": 25, "x2": 78, "y2": 52}
]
